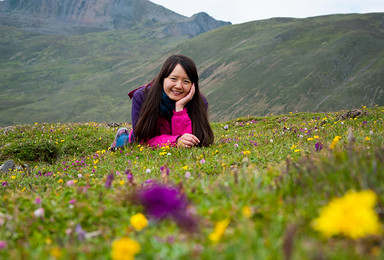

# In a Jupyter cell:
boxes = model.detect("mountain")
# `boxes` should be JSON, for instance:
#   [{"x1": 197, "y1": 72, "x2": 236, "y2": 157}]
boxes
[
  {"x1": 0, "y1": 7, "x2": 383, "y2": 126},
  {"x1": 0, "y1": 0, "x2": 230, "y2": 36}
]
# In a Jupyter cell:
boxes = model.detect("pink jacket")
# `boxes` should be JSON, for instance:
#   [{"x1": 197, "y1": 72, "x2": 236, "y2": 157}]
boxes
[{"x1": 128, "y1": 86, "x2": 193, "y2": 147}]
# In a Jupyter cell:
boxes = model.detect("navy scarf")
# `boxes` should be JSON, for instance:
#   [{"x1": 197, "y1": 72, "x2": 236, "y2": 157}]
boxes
[{"x1": 159, "y1": 90, "x2": 175, "y2": 121}]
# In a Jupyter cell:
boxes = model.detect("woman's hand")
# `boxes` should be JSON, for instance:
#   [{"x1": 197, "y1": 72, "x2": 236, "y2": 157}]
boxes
[
  {"x1": 176, "y1": 133, "x2": 200, "y2": 148},
  {"x1": 175, "y1": 84, "x2": 195, "y2": 112}
]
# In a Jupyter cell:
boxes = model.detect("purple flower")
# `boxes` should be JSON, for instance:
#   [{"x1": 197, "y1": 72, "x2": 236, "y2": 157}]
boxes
[
  {"x1": 34, "y1": 197, "x2": 42, "y2": 205},
  {"x1": 2, "y1": 182, "x2": 9, "y2": 187},
  {"x1": 0, "y1": 240, "x2": 6, "y2": 249},
  {"x1": 160, "y1": 165, "x2": 170, "y2": 176},
  {"x1": 105, "y1": 174, "x2": 114, "y2": 188},
  {"x1": 69, "y1": 199, "x2": 77, "y2": 204},
  {"x1": 134, "y1": 184, "x2": 198, "y2": 232},
  {"x1": 75, "y1": 224, "x2": 86, "y2": 241},
  {"x1": 315, "y1": 142, "x2": 323, "y2": 152},
  {"x1": 200, "y1": 159, "x2": 206, "y2": 164}
]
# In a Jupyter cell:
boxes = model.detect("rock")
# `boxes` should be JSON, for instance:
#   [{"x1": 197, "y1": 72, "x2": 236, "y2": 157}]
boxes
[
  {"x1": 337, "y1": 109, "x2": 369, "y2": 120},
  {"x1": 0, "y1": 160, "x2": 15, "y2": 173}
]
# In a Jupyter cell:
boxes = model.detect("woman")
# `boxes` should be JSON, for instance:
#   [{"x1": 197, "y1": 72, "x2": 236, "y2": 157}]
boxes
[{"x1": 124, "y1": 54, "x2": 214, "y2": 148}]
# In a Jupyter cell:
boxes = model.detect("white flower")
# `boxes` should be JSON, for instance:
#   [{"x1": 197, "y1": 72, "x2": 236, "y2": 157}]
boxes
[{"x1": 145, "y1": 169, "x2": 151, "y2": 174}]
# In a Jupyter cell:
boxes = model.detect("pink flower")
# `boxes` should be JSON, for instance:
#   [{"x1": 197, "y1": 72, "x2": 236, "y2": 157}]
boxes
[
  {"x1": 34, "y1": 197, "x2": 42, "y2": 205},
  {"x1": 0, "y1": 240, "x2": 6, "y2": 249},
  {"x1": 66, "y1": 180, "x2": 75, "y2": 187},
  {"x1": 34, "y1": 207, "x2": 45, "y2": 218},
  {"x1": 200, "y1": 159, "x2": 206, "y2": 164}
]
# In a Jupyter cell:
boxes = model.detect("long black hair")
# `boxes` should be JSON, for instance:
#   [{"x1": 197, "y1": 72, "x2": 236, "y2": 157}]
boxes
[{"x1": 134, "y1": 54, "x2": 214, "y2": 146}]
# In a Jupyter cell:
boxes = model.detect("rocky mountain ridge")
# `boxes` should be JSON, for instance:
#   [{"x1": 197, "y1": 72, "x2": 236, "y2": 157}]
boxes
[{"x1": 0, "y1": 0, "x2": 231, "y2": 36}]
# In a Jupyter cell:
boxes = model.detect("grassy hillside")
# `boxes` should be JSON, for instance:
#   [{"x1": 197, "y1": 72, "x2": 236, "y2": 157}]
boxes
[
  {"x1": 0, "y1": 107, "x2": 383, "y2": 259},
  {"x1": 174, "y1": 13, "x2": 384, "y2": 120},
  {"x1": 0, "y1": 13, "x2": 384, "y2": 126}
]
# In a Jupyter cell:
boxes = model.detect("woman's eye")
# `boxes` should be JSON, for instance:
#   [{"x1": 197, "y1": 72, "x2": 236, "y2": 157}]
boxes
[{"x1": 184, "y1": 80, "x2": 191, "y2": 84}]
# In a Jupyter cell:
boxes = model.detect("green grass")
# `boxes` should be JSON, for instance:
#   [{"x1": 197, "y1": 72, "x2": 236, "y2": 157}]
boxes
[{"x1": 0, "y1": 106, "x2": 383, "y2": 259}]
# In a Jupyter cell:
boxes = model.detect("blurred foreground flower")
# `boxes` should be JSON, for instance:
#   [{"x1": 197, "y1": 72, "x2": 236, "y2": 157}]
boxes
[
  {"x1": 311, "y1": 190, "x2": 382, "y2": 239},
  {"x1": 130, "y1": 213, "x2": 148, "y2": 231},
  {"x1": 111, "y1": 237, "x2": 141, "y2": 260},
  {"x1": 209, "y1": 219, "x2": 230, "y2": 242},
  {"x1": 0, "y1": 240, "x2": 6, "y2": 249},
  {"x1": 133, "y1": 183, "x2": 198, "y2": 232}
]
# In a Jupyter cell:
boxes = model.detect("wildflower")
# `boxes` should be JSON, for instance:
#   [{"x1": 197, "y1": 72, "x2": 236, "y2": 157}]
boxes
[
  {"x1": 50, "y1": 247, "x2": 62, "y2": 259},
  {"x1": 329, "y1": 136, "x2": 341, "y2": 149},
  {"x1": 307, "y1": 137, "x2": 314, "y2": 141},
  {"x1": 111, "y1": 237, "x2": 141, "y2": 260},
  {"x1": 161, "y1": 165, "x2": 170, "y2": 176},
  {"x1": 130, "y1": 213, "x2": 148, "y2": 231},
  {"x1": 145, "y1": 169, "x2": 151, "y2": 174},
  {"x1": 311, "y1": 190, "x2": 381, "y2": 239},
  {"x1": 57, "y1": 179, "x2": 63, "y2": 184},
  {"x1": 290, "y1": 144, "x2": 297, "y2": 150},
  {"x1": 78, "y1": 174, "x2": 83, "y2": 178},
  {"x1": 34, "y1": 207, "x2": 45, "y2": 218},
  {"x1": 234, "y1": 144, "x2": 238, "y2": 148},
  {"x1": 315, "y1": 142, "x2": 323, "y2": 152},
  {"x1": 119, "y1": 180, "x2": 125, "y2": 186},
  {"x1": 1, "y1": 182, "x2": 8, "y2": 187},
  {"x1": 66, "y1": 180, "x2": 75, "y2": 187},
  {"x1": 242, "y1": 150, "x2": 250, "y2": 155},
  {"x1": 35, "y1": 197, "x2": 42, "y2": 205},
  {"x1": 75, "y1": 224, "x2": 86, "y2": 241},
  {"x1": 209, "y1": 219, "x2": 230, "y2": 242},
  {"x1": 223, "y1": 125, "x2": 229, "y2": 130},
  {"x1": 134, "y1": 183, "x2": 198, "y2": 232},
  {"x1": 105, "y1": 174, "x2": 114, "y2": 188},
  {"x1": 181, "y1": 165, "x2": 188, "y2": 170},
  {"x1": 11, "y1": 176, "x2": 16, "y2": 180},
  {"x1": 0, "y1": 240, "x2": 6, "y2": 249},
  {"x1": 242, "y1": 206, "x2": 253, "y2": 218},
  {"x1": 294, "y1": 149, "x2": 301, "y2": 153},
  {"x1": 365, "y1": 136, "x2": 370, "y2": 141},
  {"x1": 185, "y1": 171, "x2": 191, "y2": 179},
  {"x1": 200, "y1": 159, "x2": 206, "y2": 164},
  {"x1": 69, "y1": 199, "x2": 77, "y2": 204}
]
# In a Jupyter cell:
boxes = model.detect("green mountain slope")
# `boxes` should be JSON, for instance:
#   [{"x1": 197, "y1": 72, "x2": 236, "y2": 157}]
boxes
[
  {"x1": 172, "y1": 13, "x2": 384, "y2": 120},
  {"x1": 0, "y1": 13, "x2": 383, "y2": 126}
]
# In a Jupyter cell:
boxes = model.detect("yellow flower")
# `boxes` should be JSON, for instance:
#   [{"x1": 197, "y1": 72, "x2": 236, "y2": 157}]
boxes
[
  {"x1": 94, "y1": 159, "x2": 99, "y2": 165},
  {"x1": 290, "y1": 144, "x2": 297, "y2": 150},
  {"x1": 57, "y1": 179, "x2": 63, "y2": 184},
  {"x1": 307, "y1": 137, "x2": 314, "y2": 141},
  {"x1": 111, "y1": 237, "x2": 141, "y2": 260},
  {"x1": 182, "y1": 165, "x2": 188, "y2": 170},
  {"x1": 329, "y1": 136, "x2": 341, "y2": 149},
  {"x1": 314, "y1": 135, "x2": 320, "y2": 139},
  {"x1": 119, "y1": 180, "x2": 125, "y2": 186},
  {"x1": 209, "y1": 219, "x2": 230, "y2": 242},
  {"x1": 365, "y1": 136, "x2": 370, "y2": 141},
  {"x1": 294, "y1": 149, "x2": 301, "y2": 153},
  {"x1": 242, "y1": 206, "x2": 253, "y2": 218},
  {"x1": 311, "y1": 190, "x2": 381, "y2": 239},
  {"x1": 50, "y1": 247, "x2": 62, "y2": 259},
  {"x1": 159, "y1": 152, "x2": 167, "y2": 156},
  {"x1": 243, "y1": 150, "x2": 250, "y2": 155},
  {"x1": 11, "y1": 176, "x2": 16, "y2": 180},
  {"x1": 130, "y1": 213, "x2": 148, "y2": 231}
]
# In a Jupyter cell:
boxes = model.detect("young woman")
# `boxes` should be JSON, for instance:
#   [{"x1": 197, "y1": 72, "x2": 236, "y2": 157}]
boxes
[{"x1": 123, "y1": 54, "x2": 214, "y2": 148}]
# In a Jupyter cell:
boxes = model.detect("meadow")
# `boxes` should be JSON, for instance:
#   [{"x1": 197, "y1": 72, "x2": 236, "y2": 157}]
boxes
[{"x1": 0, "y1": 106, "x2": 383, "y2": 259}]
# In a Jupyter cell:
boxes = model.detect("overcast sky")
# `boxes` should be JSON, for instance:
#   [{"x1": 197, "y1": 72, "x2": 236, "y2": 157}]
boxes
[{"x1": 150, "y1": 0, "x2": 384, "y2": 24}]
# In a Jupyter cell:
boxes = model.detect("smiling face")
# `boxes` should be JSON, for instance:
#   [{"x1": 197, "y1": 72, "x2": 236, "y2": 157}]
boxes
[{"x1": 163, "y1": 64, "x2": 192, "y2": 101}]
